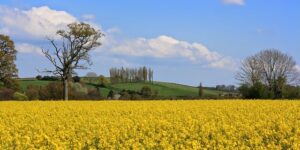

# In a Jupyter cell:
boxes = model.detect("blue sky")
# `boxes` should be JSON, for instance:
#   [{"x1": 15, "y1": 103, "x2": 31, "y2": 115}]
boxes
[{"x1": 0, "y1": 0, "x2": 300, "y2": 86}]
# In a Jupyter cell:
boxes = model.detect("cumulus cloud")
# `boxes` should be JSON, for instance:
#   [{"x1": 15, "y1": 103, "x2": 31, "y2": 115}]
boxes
[
  {"x1": 16, "y1": 43, "x2": 43, "y2": 55},
  {"x1": 294, "y1": 65, "x2": 300, "y2": 73},
  {"x1": 82, "y1": 14, "x2": 96, "y2": 20},
  {"x1": 0, "y1": 5, "x2": 77, "y2": 38},
  {"x1": 0, "y1": 5, "x2": 236, "y2": 71},
  {"x1": 222, "y1": 0, "x2": 245, "y2": 5},
  {"x1": 103, "y1": 35, "x2": 236, "y2": 70}
]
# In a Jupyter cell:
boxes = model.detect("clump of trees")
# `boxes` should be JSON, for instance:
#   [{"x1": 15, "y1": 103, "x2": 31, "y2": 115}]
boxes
[
  {"x1": 108, "y1": 86, "x2": 159, "y2": 100},
  {"x1": 216, "y1": 85, "x2": 236, "y2": 92},
  {"x1": 36, "y1": 75, "x2": 59, "y2": 81},
  {"x1": 237, "y1": 49, "x2": 300, "y2": 99},
  {"x1": 109, "y1": 66, "x2": 154, "y2": 83}
]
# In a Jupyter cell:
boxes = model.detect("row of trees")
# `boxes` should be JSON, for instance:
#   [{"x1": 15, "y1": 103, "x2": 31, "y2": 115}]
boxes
[{"x1": 109, "y1": 66, "x2": 154, "y2": 83}]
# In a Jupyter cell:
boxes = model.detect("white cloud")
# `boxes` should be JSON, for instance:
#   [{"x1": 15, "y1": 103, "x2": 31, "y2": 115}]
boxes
[
  {"x1": 16, "y1": 43, "x2": 43, "y2": 55},
  {"x1": 222, "y1": 0, "x2": 245, "y2": 5},
  {"x1": 295, "y1": 65, "x2": 300, "y2": 73},
  {"x1": 82, "y1": 14, "x2": 95, "y2": 20},
  {"x1": 103, "y1": 35, "x2": 236, "y2": 70},
  {"x1": 0, "y1": 5, "x2": 236, "y2": 71},
  {"x1": 0, "y1": 5, "x2": 77, "y2": 38}
]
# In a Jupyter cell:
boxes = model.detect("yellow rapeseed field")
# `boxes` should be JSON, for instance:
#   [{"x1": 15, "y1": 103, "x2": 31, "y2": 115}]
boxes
[{"x1": 0, "y1": 100, "x2": 300, "y2": 149}]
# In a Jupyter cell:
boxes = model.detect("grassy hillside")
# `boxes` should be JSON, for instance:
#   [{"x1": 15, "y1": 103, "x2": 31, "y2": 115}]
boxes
[
  {"x1": 105, "y1": 82, "x2": 224, "y2": 98},
  {"x1": 18, "y1": 79, "x2": 51, "y2": 91},
  {"x1": 19, "y1": 78, "x2": 227, "y2": 98}
]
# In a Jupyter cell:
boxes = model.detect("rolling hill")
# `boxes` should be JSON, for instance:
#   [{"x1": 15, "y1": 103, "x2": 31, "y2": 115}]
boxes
[{"x1": 18, "y1": 78, "x2": 228, "y2": 99}]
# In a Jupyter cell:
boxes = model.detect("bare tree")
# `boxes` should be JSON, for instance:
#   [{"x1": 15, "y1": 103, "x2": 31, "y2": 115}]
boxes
[
  {"x1": 236, "y1": 49, "x2": 300, "y2": 98},
  {"x1": 42, "y1": 22, "x2": 103, "y2": 100}
]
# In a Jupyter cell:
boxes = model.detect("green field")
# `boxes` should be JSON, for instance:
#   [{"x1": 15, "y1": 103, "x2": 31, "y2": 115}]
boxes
[
  {"x1": 18, "y1": 79, "x2": 51, "y2": 91},
  {"x1": 19, "y1": 78, "x2": 227, "y2": 98}
]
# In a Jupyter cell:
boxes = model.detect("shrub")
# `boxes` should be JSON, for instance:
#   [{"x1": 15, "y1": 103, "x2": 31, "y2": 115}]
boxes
[
  {"x1": 3, "y1": 79, "x2": 19, "y2": 91},
  {"x1": 13, "y1": 92, "x2": 28, "y2": 101},
  {"x1": 41, "y1": 76, "x2": 59, "y2": 81},
  {"x1": 141, "y1": 86, "x2": 152, "y2": 98},
  {"x1": 73, "y1": 76, "x2": 81, "y2": 83},
  {"x1": 36, "y1": 75, "x2": 42, "y2": 80},
  {"x1": 25, "y1": 85, "x2": 40, "y2": 100},
  {"x1": 107, "y1": 90, "x2": 115, "y2": 99},
  {"x1": 120, "y1": 91, "x2": 131, "y2": 100},
  {"x1": 71, "y1": 82, "x2": 88, "y2": 94},
  {"x1": 131, "y1": 93, "x2": 142, "y2": 100},
  {"x1": 0, "y1": 88, "x2": 14, "y2": 100},
  {"x1": 87, "y1": 88, "x2": 101, "y2": 100},
  {"x1": 99, "y1": 75, "x2": 110, "y2": 87},
  {"x1": 39, "y1": 82, "x2": 63, "y2": 100}
]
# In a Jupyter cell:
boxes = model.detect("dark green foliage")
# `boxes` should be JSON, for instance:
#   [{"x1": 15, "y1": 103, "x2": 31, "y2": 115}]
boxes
[
  {"x1": 107, "y1": 90, "x2": 115, "y2": 99},
  {"x1": 198, "y1": 83, "x2": 203, "y2": 97},
  {"x1": 73, "y1": 76, "x2": 81, "y2": 83},
  {"x1": 239, "y1": 82, "x2": 269, "y2": 99},
  {"x1": 41, "y1": 76, "x2": 59, "y2": 81},
  {"x1": 36, "y1": 75, "x2": 42, "y2": 80},
  {"x1": 141, "y1": 86, "x2": 152, "y2": 98},
  {"x1": 119, "y1": 90, "x2": 131, "y2": 100},
  {"x1": 282, "y1": 86, "x2": 300, "y2": 99}
]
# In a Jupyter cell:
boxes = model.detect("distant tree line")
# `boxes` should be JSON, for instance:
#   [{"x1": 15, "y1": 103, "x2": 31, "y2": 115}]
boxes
[
  {"x1": 107, "y1": 86, "x2": 159, "y2": 100},
  {"x1": 216, "y1": 85, "x2": 236, "y2": 92},
  {"x1": 109, "y1": 66, "x2": 154, "y2": 83}
]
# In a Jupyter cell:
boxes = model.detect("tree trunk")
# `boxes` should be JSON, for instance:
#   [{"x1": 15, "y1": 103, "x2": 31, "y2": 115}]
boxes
[{"x1": 63, "y1": 79, "x2": 68, "y2": 101}]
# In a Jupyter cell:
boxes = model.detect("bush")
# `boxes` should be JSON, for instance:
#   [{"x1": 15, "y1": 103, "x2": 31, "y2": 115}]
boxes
[
  {"x1": 0, "y1": 88, "x2": 14, "y2": 100},
  {"x1": 99, "y1": 75, "x2": 110, "y2": 87},
  {"x1": 131, "y1": 93, "x2": 142, "y2": 100},
  {"x1": 3, "y1": 79, "x2": 19, "y2": 91},
  {"x1": 36, "y1": 75, "x2": 42, "y2": 80},
  {"x1": 71, "y1": 82, "x2": 88, "y2": 94},
  {"x1": 73, "y1": 76, "x2": 81, "y2": 83},
  {"x1": 41, "y1": 76, "x2": 59, "y2": 81},
  {"x1": 13, "y1": 92, "x2": 28, "y2": 101},
  {"x1": 107, "y1": 90, "x2": 115, "y2": 99},
  {"x1": 39, "y1": 82, "x2": 63, "y2": 100},
  {"x1": 283, "y1": 86, "x2": 300, "y2": 99},
  {"x1": 141, "y1": 86, "x2": 152, "y2": 98},
  {"x1": 26, "y1": 85, "x2": 40, "y2": 100},
  {"x1": 239, "y1": 82, "x2": 269, "y2": 99},
  {"x1": 120, "y1": 91, "x2": 131, "y2": 100},
  {"x1": 87, "y1": 88, "x2": 101, "y2": 100}
]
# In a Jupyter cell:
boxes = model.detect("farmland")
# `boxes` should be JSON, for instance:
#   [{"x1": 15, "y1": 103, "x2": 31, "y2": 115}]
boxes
[
  {"x1": 18, "y1": 79, "x2": 228, "y2": 99},
  {"x1": 0, "y1": 100, "x2": 300, "y2": 149}
]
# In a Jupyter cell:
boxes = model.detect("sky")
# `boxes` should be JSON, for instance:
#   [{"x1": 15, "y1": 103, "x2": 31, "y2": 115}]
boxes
[{"x1": 0, "y1": 0, "x2": 300, "y2": 86}]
